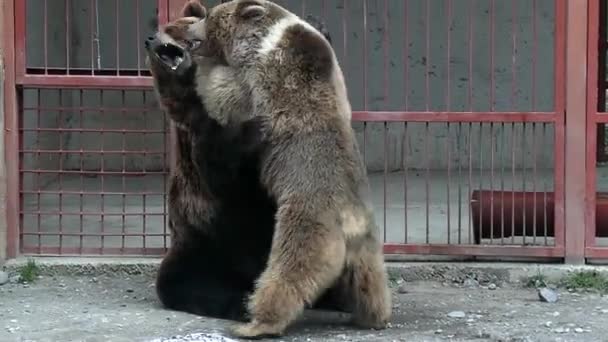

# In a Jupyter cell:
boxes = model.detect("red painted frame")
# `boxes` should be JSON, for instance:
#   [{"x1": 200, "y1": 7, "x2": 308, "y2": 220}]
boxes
[
  {"x1": 2, "y1": 0, "x2": 19, "y2": 259},
  {"x1": 586, "y1": 0, "x2": 608, "y2": 260},
  {"x1": 2, "y1": 0, "x2": 574, "y2": 260}
]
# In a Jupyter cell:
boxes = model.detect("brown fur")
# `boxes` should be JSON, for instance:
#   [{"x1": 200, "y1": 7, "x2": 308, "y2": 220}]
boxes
[{"x1": 188, "y1": 0, "x2": 392, "y2": 337}]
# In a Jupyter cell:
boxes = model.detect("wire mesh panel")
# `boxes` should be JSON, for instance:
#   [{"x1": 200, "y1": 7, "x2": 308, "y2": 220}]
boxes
[
  {"x1": 19, "y1": 88, "x2": 169, "y2": 255},
  {"x1": 15, "y1": 0, "x2": 164, "y2": 87},
  {"x1": 10, "y1": 0, "x2": 567, "y2": 258}
]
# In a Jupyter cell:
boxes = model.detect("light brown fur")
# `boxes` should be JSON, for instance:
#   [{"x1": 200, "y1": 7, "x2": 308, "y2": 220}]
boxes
[{"x1": 187, "y1": 0, "x2": 392, "y2": 338}]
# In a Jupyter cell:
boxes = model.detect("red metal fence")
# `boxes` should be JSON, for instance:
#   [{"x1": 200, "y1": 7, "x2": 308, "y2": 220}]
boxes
[{"x1": 0, "y1": 0, "x2": 601, "y2": 263}]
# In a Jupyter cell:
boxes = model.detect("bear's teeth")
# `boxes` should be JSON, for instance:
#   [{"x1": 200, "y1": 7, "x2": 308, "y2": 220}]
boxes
[{"x1": 171, "y1": 56, "x2": 184, "y2": 70}]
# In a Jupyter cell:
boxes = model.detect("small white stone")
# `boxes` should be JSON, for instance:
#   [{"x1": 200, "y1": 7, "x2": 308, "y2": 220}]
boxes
[{"x1": 447, "y1": 311, "x2": 466, "y2": 318}]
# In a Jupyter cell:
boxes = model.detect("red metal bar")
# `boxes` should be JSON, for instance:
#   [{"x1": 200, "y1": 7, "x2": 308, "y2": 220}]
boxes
[
  {"x1": 13, "y1": 0, "x2": 25, "y2": 86},
  {"x1": 587, "y1": 0, "x2": 600, "y2": 255},
  {"x1": 351, "y1": 112, "x2": 556, "y2": 123},
  {"x1": 21, "y1": 246, "x2": 167, "y2": 256},
  {"x1": 384, "y1": 244, "x2": 564, "y2": 258},
  {"x1": 3, "y1": 0, "x2": 19, "y2": 259},
  {"x1": 553, "y1": 0, "x2": 566, "y2": 250},
  {"x1": 16, "y1": 75, "x2": 153, "y2": 88},
  {"x1": 585, "y1": 247, "x2": 608, "y2": 259},
  {"x1": 565, "y1": 0, "x2": 589, "y2": 264}
]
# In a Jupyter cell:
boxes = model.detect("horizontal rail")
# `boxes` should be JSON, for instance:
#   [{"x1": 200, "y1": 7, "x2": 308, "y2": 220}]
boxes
[
  {"x1": 352, "y1": 112, "x2": 558, "y2": 123},
  {"x1": 384, "y1": 244, "x2": 564, "y2": 258},
  {"x1": 17, "y1": 75, "x2": 153, "y2": 89}
]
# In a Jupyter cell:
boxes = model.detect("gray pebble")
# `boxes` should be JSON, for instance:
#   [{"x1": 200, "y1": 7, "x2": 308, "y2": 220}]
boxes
[
  {"x1": 538, "y1": 288, "x2": 559, "y2": 303},
  {"x1": 0, "y1": 271, "x2": 9, "y2": 285},
  {"x1": 447, "y1": 311, "x2": 466, "y2": 318},
  {"x1": 488, "y1": 283, "x2": 497, "y2": 290},
  {"x1": 397, "y1": 283, "x2": 408, "y2": 294},
  {"x1": 463, "y1": 279, "x2": 479, "y2": 288}
]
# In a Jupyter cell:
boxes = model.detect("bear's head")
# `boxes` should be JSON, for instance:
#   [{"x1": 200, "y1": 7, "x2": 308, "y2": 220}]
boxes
[
  {"x1": 187, "y1": 0, "x2": 333, "y2": 71},
  {"x1": 144, "y1": 0, "x2": 210, "y2": 78}
]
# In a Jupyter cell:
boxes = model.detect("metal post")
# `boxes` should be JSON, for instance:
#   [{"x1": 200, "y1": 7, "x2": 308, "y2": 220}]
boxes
[{"x1": 564, "y1": 0, "x2": 588, "y2": 264}]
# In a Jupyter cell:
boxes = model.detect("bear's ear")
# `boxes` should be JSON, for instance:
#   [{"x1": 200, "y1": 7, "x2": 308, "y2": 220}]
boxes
[
  {"x1": 288, "y1": 25, "x2": 333, "y2": 78},
  {"x1": 236, "y1": 0, "x2": 266, "y2": 20},
  {"x1": 181, "y1": 0, "x2": 206, "y2": 19}
]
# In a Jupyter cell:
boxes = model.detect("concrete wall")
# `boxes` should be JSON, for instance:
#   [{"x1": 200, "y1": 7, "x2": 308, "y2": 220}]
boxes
[{"x1": 22, "y1": 0, "x2": 556, "y2": 175}]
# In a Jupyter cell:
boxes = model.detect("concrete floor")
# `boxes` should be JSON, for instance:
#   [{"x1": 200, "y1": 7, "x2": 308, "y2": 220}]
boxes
[
  {"x1": 20, "y1": 168, "x2": 570, "y2": 252},
  {"x1": 1, "y1": 273, "x2": 608, "y2": 342}
]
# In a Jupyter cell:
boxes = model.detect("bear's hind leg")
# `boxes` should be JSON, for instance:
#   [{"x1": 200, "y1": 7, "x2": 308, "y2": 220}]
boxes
[
  {"x1": 231, "y1": 204, "x2": 346, "y2": 338},
  {"x1": 346, "y1": 232, "x2": 392, "y2": 329},
  {"x1": 156, "y1": 246, "x2": 249, "y2": 321}
]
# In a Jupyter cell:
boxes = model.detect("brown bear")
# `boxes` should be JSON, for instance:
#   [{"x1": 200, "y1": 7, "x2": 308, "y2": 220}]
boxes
[
  {"x1": 184, "y1": 0, "x2": 392, "y2": 338},
  {"x1": 144, "y1": 0, "x2": 344, "y2": 322}
]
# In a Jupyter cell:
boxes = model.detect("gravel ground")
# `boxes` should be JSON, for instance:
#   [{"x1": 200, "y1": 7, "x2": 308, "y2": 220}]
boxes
[{"x1": 0, "y1": 274, "x2": 606, "y2": 342}]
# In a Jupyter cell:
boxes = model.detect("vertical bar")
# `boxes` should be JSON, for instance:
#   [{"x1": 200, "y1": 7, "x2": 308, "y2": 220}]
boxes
[
  {"x1": 66, "y1": 0, "x2": 71, "y2": 73},
  {"x1": 425, "y1": 0, "x2": 430, "y2": 111},
  {"x1": 511, "y1": 123, "x2": 516, "y2": 244},
  {"x1": 363, "y1": 122, "x2": 367, "y2": 165},
  {"x1": 383, "y1": 122, "x2": 387, "y2": 242},
  {"x1": 553, "y1": 0, "x2": 566, "y2": 251},
  {"x1": 490, "y1": 123, "x2": 494, "y2": 244},
  {"x1": 565, "y1": 0, "x2": 586, "y2": 263},
  {"x1": 509, "y1": 0, "x2": 517, "y2": 246},
  {"x1": 403, "y1": 122, "x2": 408, "y2": 244},
  {"x1": 44, "y1": 0, "x2": 48, "y2": 73},
  {"x1": 458, "y1": 123, "x2": 463, "y2": 244},
  {"x1": 446, "y1": 0, "x2": 453, "y2": 245},
  {"x1": 79, "y1": 90, "x2": 84, "y2": 253},
  {"x1": 511, "y1": 0, "x2": 518, "y2": 109},
  {"x1": 542, "y1": 122, "x2": 555, "y2": 246},
  {"x1": 446, "y1": 0, "x2": 452, "y2": 111},
  {"x1": 13, "y1": 0, "x2": 26, "y2": 81},
  {"x1": 363, "y1": 0, "x2": 368, "y2": 111},
  {"x1": 532, "y1": 123, "x2": 538, "y2": 245},
  {"x1": 382, "y1": 0, "x2": 389, "y2": 243},
  {"x1": 136, "y1": 0, "x2": 142, "y2": 75},
  {"x1": 90, "y1": 0, "x2": 95, "y2": 73},
  {"x1": 490, "y1": 0, "x2": 495, "y2": 112},
  {"x1": 116, "y1": 0, "x2": 121, "y2": 75},
  {"x1": 36, "y1": 90, "x2": 42, "y2": 253},
  {"x1": 468, "y1": 123, "x2": 473, "y2": 244},
  {"x1": 100, "y1": 90, "x2": 105, "y2": 253},
  {"x1": 403, "y1": 0, "x2": 409, "y2": 244},
  {"x1": 585, "y1": 0, "x2": 600, "y2": 254},
  {"x1": 425, "y1": 123, "x2": 430, "y2": 244},
  {"x1": 142, "y1": 91, "x2": 148, "y2": 252},
  {"x1": 522, "y1": 123, "x2": 526, "y2": 245},
  {"x1": 489, "y1": 0, "x2": 495, "y2": 243},
  {"x1": 121, "y1": 90, "x2": 127, "y2": 252},
  {"x1": 403, "y1": 0, "x2": 408, "y2": 111},
  {"x1": 532, "y1": 0, "x2": 538, "y2": 111},
  {"x1": 58, "y1": 89, "x2": 64, "y2": 253},
  {"x1": 478, "y1": 123, "x2": 483, "y2": 244},
  {"x1": 468, "y1": 0, "x2": 474, "y2": 113},
  {"x1": 342, "y1": 0, "x2": 348, "y2": 63},
  {"x1": 162, "y1": 93, "x2": 168, "y2": 250},
  {"x1": 447, "y1": 123, "x2": 451, "y2": 244},
  {"x1": 500, "y1": 122, "x2": 505, "y2": 245}
]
